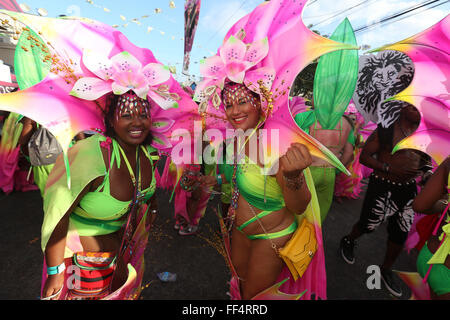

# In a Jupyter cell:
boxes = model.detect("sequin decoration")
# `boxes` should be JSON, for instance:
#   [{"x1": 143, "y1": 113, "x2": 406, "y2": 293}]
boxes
[
  {"x1": 115, "y1": 92, "x2": 151, "y2": 121},
  {"x1": 222, "y1": 83, "x2": 258, "y2": 109}
]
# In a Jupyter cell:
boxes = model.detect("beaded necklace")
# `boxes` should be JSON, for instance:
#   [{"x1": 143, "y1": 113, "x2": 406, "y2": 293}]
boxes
[
  {"x1": 223, "y1": 155, "x2": 240, "y2": 231},
  {"x1": 230, "y1": 163, "x2": 240, "y2": 211}
]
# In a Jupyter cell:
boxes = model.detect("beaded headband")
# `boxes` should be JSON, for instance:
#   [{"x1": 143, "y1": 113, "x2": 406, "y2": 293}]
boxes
[
  {"x1": 222, "y1": 82, "x2": 259, "y2": 109},
  {"x1": 115, "y1": 92, "x2": 151, "y2": 121}
]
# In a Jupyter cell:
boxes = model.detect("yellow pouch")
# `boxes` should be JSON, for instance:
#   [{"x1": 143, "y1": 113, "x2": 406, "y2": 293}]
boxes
[{"x1": 278, "y1": 218, "x2": 317, "y2": 281}]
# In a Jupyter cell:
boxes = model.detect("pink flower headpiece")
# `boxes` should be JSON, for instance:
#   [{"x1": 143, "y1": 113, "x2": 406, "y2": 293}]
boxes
[
  {"x1": 69, "y1": 50, "x2": 183, "y2": 150},
  {"x1": 194, "y1": 33, "x2": 276, "y2": 116},
  {"x1": 70, "y1": 50, "x2": 180, "y2": 110}
]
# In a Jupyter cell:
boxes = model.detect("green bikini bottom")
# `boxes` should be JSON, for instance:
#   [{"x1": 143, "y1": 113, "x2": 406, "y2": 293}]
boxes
[
  {"x1": 417, "y1": 243, "x2": 450, "y2": 296},
  {"x1": 237, "y1": 210, "x2": 298, "y2": 240}
]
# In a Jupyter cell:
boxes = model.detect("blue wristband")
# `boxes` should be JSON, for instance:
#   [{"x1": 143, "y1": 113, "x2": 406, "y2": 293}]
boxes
[
  {"x1": 47, "y1": 262, "x2": 66, "y2": 276},
  {"x1": 216, "y1": 174, "x2": 223, "y2": 186}
]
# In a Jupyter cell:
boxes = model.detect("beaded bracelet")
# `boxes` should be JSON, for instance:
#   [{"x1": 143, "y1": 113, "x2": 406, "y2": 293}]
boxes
[{"x1": 47, "y1": 262, "x2": 66, "y2": 276}]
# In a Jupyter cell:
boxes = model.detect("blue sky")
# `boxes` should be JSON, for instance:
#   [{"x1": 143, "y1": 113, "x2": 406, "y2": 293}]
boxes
[{"x1": 18, "y1": 0, "x2": 449, "y2": 83}]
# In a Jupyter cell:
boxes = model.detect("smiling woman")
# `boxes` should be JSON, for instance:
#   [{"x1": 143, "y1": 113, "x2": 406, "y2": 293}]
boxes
[
  {"x1": 105, "y1": 93, "x2": 153, "y2": 147},
  {"x1": 222, "y1": 82, "x2": 261, "y2": 131},
  {"x1": 41, "y1": 90, "x2": 160, "y2": 300},
  {"x1": 192, "y1": 0, "x2": 359, "y2": 300},
  {"x1": 0, "y1": 9, "x2": 203, "y2": 300}
]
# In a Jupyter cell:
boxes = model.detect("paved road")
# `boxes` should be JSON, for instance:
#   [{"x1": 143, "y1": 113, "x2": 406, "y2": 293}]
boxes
[{"x1": 0, "y1": 176, "x2": 418, "y2": 300}]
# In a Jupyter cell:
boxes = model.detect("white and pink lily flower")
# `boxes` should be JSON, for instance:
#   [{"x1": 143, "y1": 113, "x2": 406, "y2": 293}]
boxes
[
  {"x1": 70, "y1": 50, "x2": 177, "y2": 110},
  {"x1": 194, "y1": 35, "x2": 275, "y2": 112}
]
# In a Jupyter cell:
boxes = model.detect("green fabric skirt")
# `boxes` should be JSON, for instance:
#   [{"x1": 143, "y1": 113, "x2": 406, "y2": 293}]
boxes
[
  {"x1": 417, "y1": 243, "x2": 450, "y2": 296},
  {"x1": 309, "y1": 166, "x2": 336, "y2": 223}
]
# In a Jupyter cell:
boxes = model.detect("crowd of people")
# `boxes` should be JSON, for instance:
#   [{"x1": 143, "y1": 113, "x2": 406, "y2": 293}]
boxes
[{"x1": 0, "y1": 0, "x2": 448, "y2": 301}]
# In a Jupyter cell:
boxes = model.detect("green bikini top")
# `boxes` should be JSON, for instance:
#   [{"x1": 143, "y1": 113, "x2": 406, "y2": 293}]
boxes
[
  {"x1": 221, "y1": 156, "x2": 285, "y2": 212},
  {"x1": 70, "y1": 139, "x2": 157, "y2": 236}
]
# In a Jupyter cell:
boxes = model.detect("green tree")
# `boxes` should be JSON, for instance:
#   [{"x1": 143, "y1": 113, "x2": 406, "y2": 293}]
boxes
[{"x1": 290, "y1": 61, "x2": 317, "y2": 104}]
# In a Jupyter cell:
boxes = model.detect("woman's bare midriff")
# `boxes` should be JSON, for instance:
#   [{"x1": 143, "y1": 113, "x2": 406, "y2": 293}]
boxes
[
  {"x1": 79, "y1": 231, "x2": 122, "y2": 253},
  {"x1": 234, "y1": 195, "x2": 296, "y2": 241}
]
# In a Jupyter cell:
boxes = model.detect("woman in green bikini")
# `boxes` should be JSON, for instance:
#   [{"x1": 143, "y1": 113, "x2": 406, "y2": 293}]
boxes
[
  {"x1": 413, "y1": 156, "x2": 450, "y2": 300},
  {"x1": 193, "y1": 0, "x2": 355, "y2": 299},
  {"x1": 41, "y1": 93, "x2": 159, "y2": 300},
  {"x1": 0, "y1": 9, "x2": 200, "y2": 300},
  {"x1": 225, "y1": 83, "x2": 313, "y2": 300},
  {"x1": 200, "y1": 82, "x2": 313, "y2": 299}
]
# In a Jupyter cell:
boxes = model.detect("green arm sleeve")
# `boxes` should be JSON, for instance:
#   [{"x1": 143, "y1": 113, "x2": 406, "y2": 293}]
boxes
[{"x1": 293, "y1": 110, "x2": 316, "y2": 134}]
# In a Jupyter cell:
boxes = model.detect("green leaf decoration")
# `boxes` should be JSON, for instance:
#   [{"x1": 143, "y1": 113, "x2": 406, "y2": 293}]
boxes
[
  {"x1": 313, "y1": 18, "x2": 358, "y2": 129},
  {"x1": 14, "y1": 27, "x2": 52, "y2": 89}
]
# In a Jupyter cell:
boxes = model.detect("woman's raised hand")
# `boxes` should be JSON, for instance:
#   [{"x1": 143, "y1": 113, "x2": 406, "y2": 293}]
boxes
[{"x1": 279, "y1": 143, "x2": 312, "y2": 179}]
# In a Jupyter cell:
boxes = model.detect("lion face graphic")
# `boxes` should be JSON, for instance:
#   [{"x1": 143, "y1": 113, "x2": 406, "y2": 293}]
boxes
[
  {"x1": 353, "y1": 50, "x2": 414, "y2": 128},
  {"x1": 372, "y1": 64, "x2": 400, "y2": 92}
]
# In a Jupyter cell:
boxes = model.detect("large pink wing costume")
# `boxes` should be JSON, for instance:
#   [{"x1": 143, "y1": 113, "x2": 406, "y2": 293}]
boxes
[
  {"x1": 0, "y1": 10, "x2": 200, "y2": 165},
  {"x1": 372, "y1": 15, "x2": 450, "y2": 165},
  {"x1": 195, "y1": 0, "x2": 357, "y2": 175}
]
